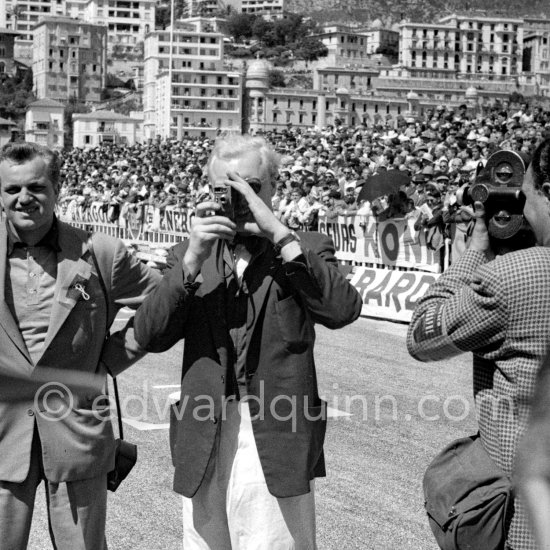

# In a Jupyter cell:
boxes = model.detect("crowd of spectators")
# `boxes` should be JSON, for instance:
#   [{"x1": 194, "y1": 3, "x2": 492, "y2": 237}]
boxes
[{"x1": 57, "y1": 99, "x2": 550, "y2": 261}]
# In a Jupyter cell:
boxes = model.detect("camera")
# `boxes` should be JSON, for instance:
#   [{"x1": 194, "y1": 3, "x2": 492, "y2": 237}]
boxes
[
  {"x1": 210, "y1": 177, "x2": 263, "y2": 220},
  {"x1": 456, "y1": 150, "x2": 535, "y2": 248},
  {"x1": 212, "y1": 184, "x2": 234, "y2": 219}
]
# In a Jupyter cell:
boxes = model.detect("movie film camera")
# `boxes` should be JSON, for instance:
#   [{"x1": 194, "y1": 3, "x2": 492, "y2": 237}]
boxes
[{"x1": 456, "y1": 150, "x2": 536, "y2": 251}]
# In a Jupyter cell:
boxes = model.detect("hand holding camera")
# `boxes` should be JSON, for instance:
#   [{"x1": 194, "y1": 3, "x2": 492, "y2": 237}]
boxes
[
  {"x1": 223, "y1": 170, "x2": 290, "y2": 244},
  {"x1": 183, "y1": 199, "x2": 236, "y2": 279}
]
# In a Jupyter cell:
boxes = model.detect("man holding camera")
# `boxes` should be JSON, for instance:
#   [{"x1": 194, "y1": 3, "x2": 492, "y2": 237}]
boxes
[
  {"x1": 407, "y1": 139, "x2": 550, "y2": 550},
  {"x1": 133, "y1": 133, "x2": 362, "y2": 549},
  {"x1": 0, "y1": 142, "x2": 161, "y2": 549}
]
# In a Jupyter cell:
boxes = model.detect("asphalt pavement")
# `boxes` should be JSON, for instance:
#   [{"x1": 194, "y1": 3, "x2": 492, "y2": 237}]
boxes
[{"x1": 27, "y1": 316, "x2": 475, "y2": 549}]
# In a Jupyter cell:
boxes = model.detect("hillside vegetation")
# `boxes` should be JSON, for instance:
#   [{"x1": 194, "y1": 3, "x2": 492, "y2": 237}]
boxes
[{"x1": 287, "y1": 0, "x2": 549, "y2": 27}]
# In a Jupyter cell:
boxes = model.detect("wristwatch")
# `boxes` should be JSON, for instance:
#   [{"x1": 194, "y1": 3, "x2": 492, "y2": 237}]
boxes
[{"x1": 274, "y1": 230, "x2": 301, "y2": 254}]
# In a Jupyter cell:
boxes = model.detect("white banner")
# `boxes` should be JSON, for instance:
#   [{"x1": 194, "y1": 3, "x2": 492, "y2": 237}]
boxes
[{"x1": 350, "y1": 267, "x2": 440, "y2": 323}]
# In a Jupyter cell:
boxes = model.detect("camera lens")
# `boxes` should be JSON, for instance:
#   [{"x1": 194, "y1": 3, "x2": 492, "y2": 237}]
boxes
[{"x1": 470, "y1": 184, "x2": 490, "y2": 203}]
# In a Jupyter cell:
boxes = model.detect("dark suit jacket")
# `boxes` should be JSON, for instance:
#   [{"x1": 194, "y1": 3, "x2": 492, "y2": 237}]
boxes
[
  {"x1": 134, "y1": 231, "x2": 362, "y2": 498},
  {"x1": 0, "y1": 221, "x2": 161, "y2": 483}
]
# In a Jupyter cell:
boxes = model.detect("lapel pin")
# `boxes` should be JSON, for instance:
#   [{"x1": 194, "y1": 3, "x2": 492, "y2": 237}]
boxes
[{"x1": 73, "y1": 283, "x2": 90, "y2": 301}]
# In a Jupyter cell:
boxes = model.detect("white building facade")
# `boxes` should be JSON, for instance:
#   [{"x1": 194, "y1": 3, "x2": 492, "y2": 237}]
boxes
[
  {"x1": 25, "y1": 98, "x2": 65, "y2": 149},
  {"x1": 143, "y1": 18, "x2": 243, "y2": 139},
  {"x1": 72, "y1": 109, "x2": 142, "y2": 148}
]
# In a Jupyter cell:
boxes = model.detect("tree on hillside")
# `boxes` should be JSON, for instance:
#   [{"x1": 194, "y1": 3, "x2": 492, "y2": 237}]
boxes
[
  {"x1": 268, "y1": 69, "x2": 286, "y2": 88},
  {"x1": 222, "y1": 12, "x2": 257, "y2": 42},
  {"x1": 294, "y1": 38, "x2": 328, "y2": 63},
  {"x1": 0, "y1": 69, "x2": 34, "y2": 122}
]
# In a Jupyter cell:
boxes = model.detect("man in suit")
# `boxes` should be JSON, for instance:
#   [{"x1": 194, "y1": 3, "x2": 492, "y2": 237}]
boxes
[
  {"x1": 0, "y1": 142, "x2": 161, "y2": 549},
  {"x1": 133, "y1": 134, "x2": 362, "y2": 549},
  {"x1": 407, "y1": 138, "x2": 550, "y2": 550}
]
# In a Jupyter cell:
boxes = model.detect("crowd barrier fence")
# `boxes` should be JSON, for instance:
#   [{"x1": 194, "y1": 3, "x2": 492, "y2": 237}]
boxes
[{"x1": 58, "y1": 201, "x2": 446, "y2": 322}]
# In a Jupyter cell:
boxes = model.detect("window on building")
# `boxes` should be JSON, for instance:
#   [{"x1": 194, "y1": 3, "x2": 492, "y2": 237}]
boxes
[
  {"x1": 287, "y1": 99, "x2": 291, "y2": 108},
  {"x1": 299, "y1": 114, "x2": 303, "y2": 123}
]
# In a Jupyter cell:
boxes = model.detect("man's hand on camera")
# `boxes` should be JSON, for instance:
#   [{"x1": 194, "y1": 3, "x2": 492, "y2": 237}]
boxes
[
  {"x1": 468, "y1": 201, "x2": 494, "y2": 260},
  {"x1": 183, "y1": 200, "x2": 236, "y2": 279},
  {"x1": 224, "y1": 170, "x2": 291, "y2": 244}
]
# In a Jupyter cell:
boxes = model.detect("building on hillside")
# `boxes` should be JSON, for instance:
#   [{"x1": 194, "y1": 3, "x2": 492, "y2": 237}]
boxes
[
  {"x1": 313, "y1": 24, "x2": 370, "y2": 68},
  {"x1": 0, "y1": 0, "x2": 68, "y2": 63},
  {"x1": 195, "y1": 0, "x2": 284, "y2": 18},
  {"x1": 314, "y1": 65, "x2": 378, "y2": 94},
  {"x1": 143, "y1": 17, "x2": 243, "y2": 139},
  {"x1": 0, "y1": 117, "x2": 18, "y2": 147},
  {"x1": 244, "y1": 58, "x2": 415, "y2": 133},
  {"x1": 400, "y1": 14, "x2": 524, "y2": 80},
  {"x1": 25, "y1": 98, "x2": 65, "y2": 149},
  {"x1": 524, "y1": 17, "x2": 550, "y2": 33},
  {"x1": 32, "y1": 17, "x2": 107, "y2": 103},
  {"x1": 72, "y1": 109, "x2": 143, "y2": 148},
  {"x1": 0, "y1": 28, "x2": 20, "y2": 75},
  {"x1": 373, "y1": 64, "x2": 537, "y2": 107},
  {"x1": 360, "y1": 21, "x2": 400, "y2": 55},
  {"x1": 66, "y1": 0, "x2": 155, "y2": 56}
]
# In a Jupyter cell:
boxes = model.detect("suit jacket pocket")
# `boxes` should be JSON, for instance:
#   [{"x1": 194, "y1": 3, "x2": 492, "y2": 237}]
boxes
[{"x1": 275, "y1": 295, "x2": 313, "y2": 353}]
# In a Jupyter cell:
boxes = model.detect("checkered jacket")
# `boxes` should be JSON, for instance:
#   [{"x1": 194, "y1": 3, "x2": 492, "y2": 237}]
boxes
[{"x1": 407, "y1": 247, "x2": 550, "y2": 550}]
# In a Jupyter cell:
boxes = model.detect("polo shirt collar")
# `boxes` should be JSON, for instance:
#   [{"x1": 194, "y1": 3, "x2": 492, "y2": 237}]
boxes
[{"x1": 6, "y1": 216, "x2": 61, "y2": 255}]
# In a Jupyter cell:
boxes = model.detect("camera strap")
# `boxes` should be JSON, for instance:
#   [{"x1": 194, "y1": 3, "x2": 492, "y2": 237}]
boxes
[{"x1": 87, "y1": 234, "x2": 125, "y2": 441}]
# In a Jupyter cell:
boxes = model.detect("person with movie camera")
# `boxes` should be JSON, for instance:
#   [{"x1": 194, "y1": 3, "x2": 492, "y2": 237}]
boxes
[
  {"x1": 407, "y1": 140, "x2": 550, "y2": 550},
  {"x1": 0, "y1": 142, "x2": 161, "y2": 549},
  {"x1": 132, "y1": 133, "x2": 362, "y2": 549}
]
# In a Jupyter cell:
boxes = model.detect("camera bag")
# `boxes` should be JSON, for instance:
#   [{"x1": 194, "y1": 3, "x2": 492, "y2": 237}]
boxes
[
  {"x1": 423, "y1": 433, "x2": 512, "y2": 550},
  {"x1": 87, "y1": 235, "x2": 138, "y2": 492}
]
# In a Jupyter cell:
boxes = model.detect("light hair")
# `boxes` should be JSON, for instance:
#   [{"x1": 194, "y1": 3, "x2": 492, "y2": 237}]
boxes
[
  {"x1": 207, "y1": 133, "x2": 280, "y2": 187},
  {"x1": 0, "y1": 142, "x2": 60, "y2": 192}
]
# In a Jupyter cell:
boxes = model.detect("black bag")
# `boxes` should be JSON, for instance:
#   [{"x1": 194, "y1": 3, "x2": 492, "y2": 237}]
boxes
[
  {"x1": 107, "y1": 428, "x2": 137, "y2": 492},
  {"x1": 423, "y1": 433, "x2": 512, "y2": 550},
  {"x1": 88, "y1": 235, "x2": 138, "y2": 492}
]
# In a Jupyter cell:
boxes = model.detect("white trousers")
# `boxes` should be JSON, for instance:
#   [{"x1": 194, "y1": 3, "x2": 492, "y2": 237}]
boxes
[{"x1": 182, "y1": 400, "x2": 317, "y2": 550}]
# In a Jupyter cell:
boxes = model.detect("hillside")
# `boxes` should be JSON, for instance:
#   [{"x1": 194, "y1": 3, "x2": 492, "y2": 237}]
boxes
[{"x1": 287, "y1": 0, "x2": 549, "y2": 27}]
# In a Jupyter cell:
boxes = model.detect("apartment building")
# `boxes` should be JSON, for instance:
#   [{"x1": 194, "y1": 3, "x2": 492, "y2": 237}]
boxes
[
  {"x1": 313, "y1": 24, "x2": 370, "y2": 68},
  {"x1": 400, "y1": 14, "x2": 524, "y2": 80},
  {"x1": 0, "y1": 0, "x2": 154, "y2": 61},
  {"x1": 32, "y1": 17, "x2": 107, "y2": 102},
  {"x1": 143, "y1": 17, "x2": 243, "y2": 139},
  {"x1": 66, "y1": 0, "x2": 155, "y2": 54},
  {"x1": 0, "y1": 0, "x2": 67, "y2": 62},
  {"x1": 359, "y1": 21, "x2": 400, "y2": 55}
]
